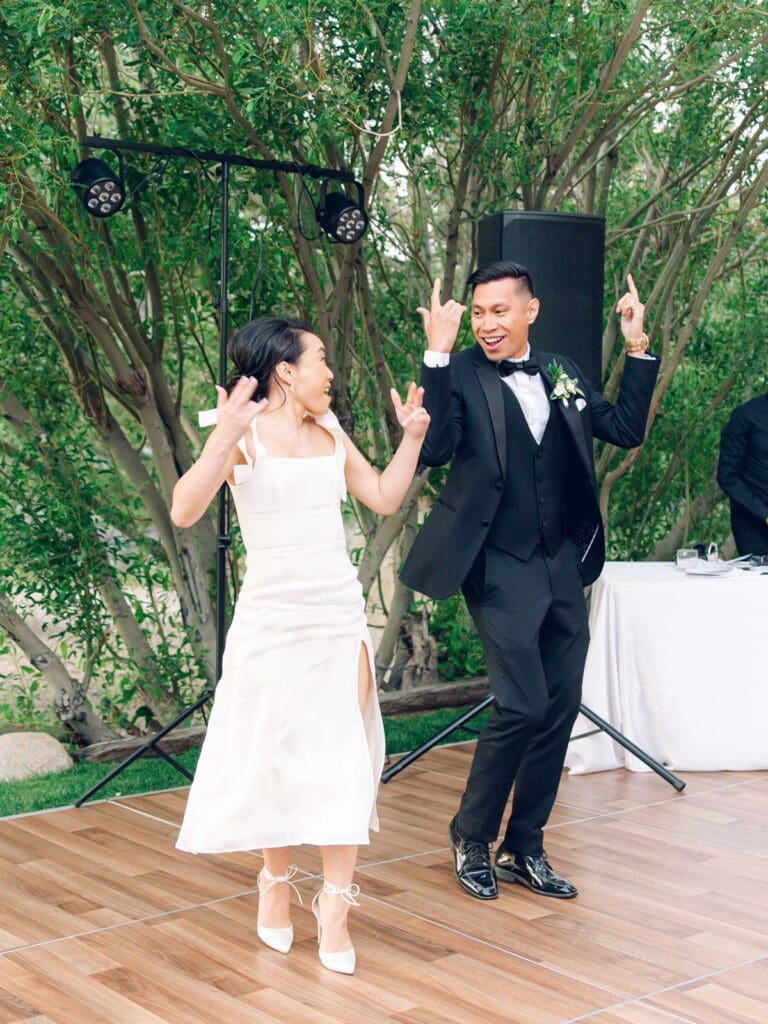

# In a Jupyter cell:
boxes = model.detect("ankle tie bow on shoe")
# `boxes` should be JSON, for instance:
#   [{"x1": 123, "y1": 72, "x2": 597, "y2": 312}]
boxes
[
  {"x1": 258, "y1": 864, "x2": 304, "y2": 905},
  {"x1": 311, "y1": 881, "x2": 361, "y2": 974},
  {"x1": 319, "y1": 881, "x2": 360, "y2": 906},
  {"x1": 256, "y1": 864, "x2": 303, "y2": 954}
]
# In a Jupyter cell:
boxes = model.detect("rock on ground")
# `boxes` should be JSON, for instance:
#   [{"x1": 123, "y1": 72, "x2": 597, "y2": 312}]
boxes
[{"x1": 0, "y1": 732, "x2": 73, "y2": 782}]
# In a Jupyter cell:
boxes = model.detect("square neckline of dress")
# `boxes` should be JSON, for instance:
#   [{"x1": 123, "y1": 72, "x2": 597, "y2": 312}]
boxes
[{"x1": 249, "y1": 414, "x2": 338, "y2": 462}]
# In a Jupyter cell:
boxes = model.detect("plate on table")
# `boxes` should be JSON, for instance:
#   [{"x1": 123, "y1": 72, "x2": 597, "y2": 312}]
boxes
[{"x1": 684, "y1": 560, "x2": 733, "y2": 577}]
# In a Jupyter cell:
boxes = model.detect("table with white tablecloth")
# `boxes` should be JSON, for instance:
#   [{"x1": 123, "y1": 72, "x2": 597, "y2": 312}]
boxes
[{"x1": 564, "y1": 561, "x2": 768, "y2": 774}]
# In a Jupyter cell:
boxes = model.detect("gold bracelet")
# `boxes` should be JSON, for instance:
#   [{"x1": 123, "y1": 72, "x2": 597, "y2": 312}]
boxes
[{"x1": 625, "y1": 332, "x2": 649, "y2": 354}]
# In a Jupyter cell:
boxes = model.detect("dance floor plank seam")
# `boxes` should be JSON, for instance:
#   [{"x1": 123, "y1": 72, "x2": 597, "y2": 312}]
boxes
[
  {"x1": 0, "y1": 884, "x2": 262, "y2": 957},
  {"x1": 360, "y1": 891, "x2": 628, "y2": 999},
  {"x1": 109, "y1": 802, "x2": 194, "y2": 831},
  {"x1": 560, "y1": 950, "x2": 768, "y2": 1024},
  {"x1": 595, "y1": 814, "x2": 768, "y2": 862},
  {"x1": 8, "y1": 860, "x2": 764, "y2": 1016},
  {"x1": 1, "y1": 744, "x2": 766, "y2": 1024},
  {"x1": 563, "y1": 1002, "x2": 699, "y2": 1024}
]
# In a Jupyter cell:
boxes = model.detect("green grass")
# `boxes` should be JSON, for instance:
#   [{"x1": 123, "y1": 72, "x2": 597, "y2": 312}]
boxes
[{"x1": 0, "y1": 706, "x2": 489, "y2": 819}]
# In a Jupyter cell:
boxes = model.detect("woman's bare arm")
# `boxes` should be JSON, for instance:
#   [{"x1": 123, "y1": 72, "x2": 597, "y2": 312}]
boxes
[
  {"x1": 343, "y1": 384, "x2": 430, "y2": 516},
  {"x1": 171, "y1": 377, "x2": 264, "y2": 528}
]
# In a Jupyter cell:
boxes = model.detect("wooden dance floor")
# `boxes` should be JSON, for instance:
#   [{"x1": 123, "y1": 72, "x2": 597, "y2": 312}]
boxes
[{"x1": 1, "y1": 742, "x2": 767, "y2": 1023}]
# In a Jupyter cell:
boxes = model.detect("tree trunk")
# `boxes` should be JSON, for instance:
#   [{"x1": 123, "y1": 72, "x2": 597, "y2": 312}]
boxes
[
  {"x1": 97, "y1": 576, "x2": 182, "y2": 724},
  {"x1": 0, "y1": 592, "x2": 116, "y2": 744}
]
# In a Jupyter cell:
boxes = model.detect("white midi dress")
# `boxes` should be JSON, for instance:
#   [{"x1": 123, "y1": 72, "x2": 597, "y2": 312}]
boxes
[{"x1": 176, "y1": 409, "x2": 385, "y2": 853}]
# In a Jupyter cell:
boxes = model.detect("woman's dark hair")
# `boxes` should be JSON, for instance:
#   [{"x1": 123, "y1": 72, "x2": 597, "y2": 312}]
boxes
[
  {"x1": 227, "y1": 316, "x2": 311, "y2": 402},
  {"x1": 466, "y1": 260, "x2": 535, "y2": 297}
]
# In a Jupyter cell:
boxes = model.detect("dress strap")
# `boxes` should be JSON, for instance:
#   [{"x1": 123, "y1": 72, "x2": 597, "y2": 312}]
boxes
[
  {"x1": 314, "y1": 409, "x2": 343, "y2": 440},
  {"x1": 249, "y1": 415, "x2": 269, "y2": 457},
  {"x1": 198, "y1": 407, "x2": 259, "y2": 486},
  {"x1": 315, "y1": 411, "x2": 348, "y2": 502}
]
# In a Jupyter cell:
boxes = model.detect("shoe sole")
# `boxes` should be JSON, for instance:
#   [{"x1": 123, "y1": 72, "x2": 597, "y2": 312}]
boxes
[
  {"x1": 496, "y1": 865, "x2": 578, "y2": 899},
  {"x1": 447, "y1": 826, "x2": 499, "y2": 900}
]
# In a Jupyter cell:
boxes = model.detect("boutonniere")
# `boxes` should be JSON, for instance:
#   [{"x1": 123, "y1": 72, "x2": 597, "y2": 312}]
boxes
[{"x1": 547, "y1": 361, "x2": 584, "y2": 407}]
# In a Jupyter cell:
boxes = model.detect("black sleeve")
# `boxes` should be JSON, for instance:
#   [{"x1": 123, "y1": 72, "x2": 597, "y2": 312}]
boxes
[
  {"x1": 418, "y1": 360, "x2": 465, "y2": 467},
  {"x1": 717, "y1": 408, "x2": 768, "y2": 522},
  {"x1": 569, "y1": 354, "x2": 660, "y2": 449}
]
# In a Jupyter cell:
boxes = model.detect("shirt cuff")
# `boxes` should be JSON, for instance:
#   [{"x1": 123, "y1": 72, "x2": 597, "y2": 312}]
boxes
[
  {"x1": 423, "y1": 351, "x2": 450, "y2": 368},
  {"x1": 627, "y1": 352, "x2": 657, "y2": 361}
]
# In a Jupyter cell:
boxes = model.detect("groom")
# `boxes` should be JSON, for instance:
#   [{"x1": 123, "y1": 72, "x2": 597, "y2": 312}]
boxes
[{"x1": 400, "y1": 261, "x2": 659, "y2": 900}]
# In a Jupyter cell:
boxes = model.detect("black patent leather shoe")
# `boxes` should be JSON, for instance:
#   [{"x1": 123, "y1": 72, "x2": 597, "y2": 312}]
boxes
[
  {"x1": 495, "y1": 847, "x2": 578, "y2": 899},
  {"x1": 448, "y1": 816, "x2": 498, "y2": 900}
]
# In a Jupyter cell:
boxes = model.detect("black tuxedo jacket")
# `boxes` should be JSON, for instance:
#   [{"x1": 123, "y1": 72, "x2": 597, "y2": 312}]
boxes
[
  {"x1": 716, "y1": 394, "x2": 768, "y2": 523},
  {"x1": 400, "y1": 345, "x2": 660, "y2": 599}
]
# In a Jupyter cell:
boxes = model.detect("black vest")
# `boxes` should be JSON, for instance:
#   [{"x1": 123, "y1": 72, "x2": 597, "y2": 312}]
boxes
[{"x1": 486, "y1": 382, "x2": 573, "y2": 560}]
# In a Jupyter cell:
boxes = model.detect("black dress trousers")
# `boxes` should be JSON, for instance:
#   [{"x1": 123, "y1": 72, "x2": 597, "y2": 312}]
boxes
[{"x1": 456, "y1": 539, "x2": 589, "y2": 855}]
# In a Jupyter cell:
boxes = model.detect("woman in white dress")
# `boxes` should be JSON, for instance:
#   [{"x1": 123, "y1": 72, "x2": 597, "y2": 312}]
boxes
[{"x1": 171, "y1": 315, "x2": 431, "y2": 975}]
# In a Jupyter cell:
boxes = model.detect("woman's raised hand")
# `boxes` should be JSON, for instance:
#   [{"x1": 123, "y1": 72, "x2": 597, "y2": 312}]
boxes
[
  {"x1": 214, "y1": 377, "x2": 267, "y2": 445},
  {"x1": 391, "y1": 382, "x2": 431, "y2": 439}
]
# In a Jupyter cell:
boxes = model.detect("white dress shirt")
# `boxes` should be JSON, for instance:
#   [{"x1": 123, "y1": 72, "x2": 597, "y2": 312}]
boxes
[{"x1": 424, "y1": 345, "x2": 550, "y2": 444}]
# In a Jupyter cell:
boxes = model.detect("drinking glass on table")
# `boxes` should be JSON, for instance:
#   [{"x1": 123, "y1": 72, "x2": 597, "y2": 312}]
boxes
[{"x1": 675, "y1": 548, "x2": 698, "y2": 571}]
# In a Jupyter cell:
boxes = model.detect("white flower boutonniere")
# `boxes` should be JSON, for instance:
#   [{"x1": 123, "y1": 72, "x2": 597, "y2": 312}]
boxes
[{"x1": 547, "y1": 361, "x2": 584, "y2": 407}]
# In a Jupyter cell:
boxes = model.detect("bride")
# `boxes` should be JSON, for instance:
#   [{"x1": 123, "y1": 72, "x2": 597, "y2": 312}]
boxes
[{"x1": 171, "y1": 315, "x2": 432, "y2": 975}]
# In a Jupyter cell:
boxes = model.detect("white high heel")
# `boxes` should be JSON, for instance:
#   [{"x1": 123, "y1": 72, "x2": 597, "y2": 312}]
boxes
[
  {"x1": 257, "y1": 864, "x2": 303, "y2": 954},
  {"x1": 311, "y1": 880, "x2": 360, "y2": 975}
]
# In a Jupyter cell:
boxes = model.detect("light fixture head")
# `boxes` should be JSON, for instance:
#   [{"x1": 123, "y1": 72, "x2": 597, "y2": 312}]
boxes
[
  {"x1": 71, "y1": 156, "x2": 125, "y2": 218},
  {"x1": 317, "y1": 181, "x2": 368, "y2": 243}
]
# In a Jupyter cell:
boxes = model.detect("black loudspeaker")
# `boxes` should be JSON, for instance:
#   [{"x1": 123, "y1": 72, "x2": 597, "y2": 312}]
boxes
[{"x1": 477, "y1": 211, "x2": 605, "y2": 388}]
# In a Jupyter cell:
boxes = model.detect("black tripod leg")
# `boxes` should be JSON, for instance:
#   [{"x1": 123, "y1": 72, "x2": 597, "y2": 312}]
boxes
[
  {"x1": 381, "y1": 695, "x2": 495, "y2": 783},
  {"x1": 578, "y1": 703, "x2": 685, "y2": 791},
  {"x1": 147, "y1": 743, "x2": 194, "y2": 781},
  {"x1": 75, "y1": 690, "x2": 212, "y2": 806}
]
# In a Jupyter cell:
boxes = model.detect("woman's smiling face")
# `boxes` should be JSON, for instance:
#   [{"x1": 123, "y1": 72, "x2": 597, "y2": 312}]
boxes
[{"x1": 290, "y1": 332, "x2": 335, "y2": 416}]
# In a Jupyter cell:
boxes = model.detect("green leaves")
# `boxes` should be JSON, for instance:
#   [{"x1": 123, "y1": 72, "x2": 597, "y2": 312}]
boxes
[{"x1": 1, "y1": 0, "x2": 767, "y2": 702}]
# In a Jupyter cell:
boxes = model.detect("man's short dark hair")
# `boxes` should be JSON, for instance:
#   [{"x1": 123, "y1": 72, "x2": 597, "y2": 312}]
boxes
[{"x1": 466, "y1": 260, "x2": 535, "y2": 297}]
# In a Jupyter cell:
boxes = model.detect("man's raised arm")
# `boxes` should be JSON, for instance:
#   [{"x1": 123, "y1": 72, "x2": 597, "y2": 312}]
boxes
[
  {"x1": 416, "y1": 278, "x2": 466, "y2": 466},
  {"x1": 588, "y1": 274, "x2": 660, "y2": 449}
]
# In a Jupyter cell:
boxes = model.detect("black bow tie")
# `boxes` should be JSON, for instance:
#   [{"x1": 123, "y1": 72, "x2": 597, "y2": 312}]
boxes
[{"x1": 497, "y1": 358, "x2": 540, "y2": 377}]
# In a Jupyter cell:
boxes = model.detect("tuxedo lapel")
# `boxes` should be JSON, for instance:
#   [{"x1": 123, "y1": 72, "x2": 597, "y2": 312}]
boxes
[
  {"x1": 536, "y1": 351, "x2": 595, "y2": 489},
  {"x1": 472, "y1": 347, "x2": 506, "y2": 474},
  {"x1": 559, "y1": 400, "x2": 596, "y2": 491}
]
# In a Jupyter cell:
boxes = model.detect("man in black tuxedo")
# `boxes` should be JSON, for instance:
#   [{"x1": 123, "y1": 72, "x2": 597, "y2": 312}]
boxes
[
  {"x1": 717, "y1": 395, "x2": 768, "y2": 556},
  {"x1": 400, "y1": 261, "x2": 660, "y2": 901}
]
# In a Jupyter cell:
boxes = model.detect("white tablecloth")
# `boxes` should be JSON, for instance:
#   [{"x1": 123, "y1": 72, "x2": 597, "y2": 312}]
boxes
[{"x1": 565, "y1": 561, "x2": 768, "y2": 774}]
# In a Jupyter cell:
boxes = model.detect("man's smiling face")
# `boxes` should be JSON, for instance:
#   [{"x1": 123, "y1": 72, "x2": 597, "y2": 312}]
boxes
[{"x1": 470, "y1": 277, "x2": 540, "y2": 362}]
